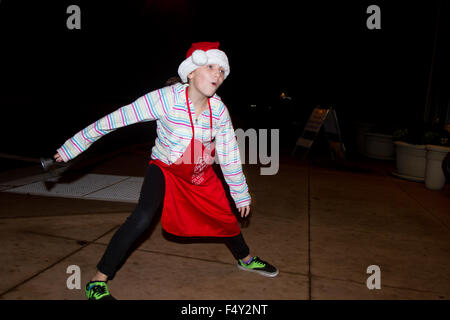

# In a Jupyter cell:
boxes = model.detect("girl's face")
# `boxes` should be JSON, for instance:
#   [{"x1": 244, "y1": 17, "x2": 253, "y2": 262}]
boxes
[{"x1": 188, "y1": 64, "x2": 225, "y2": 97}]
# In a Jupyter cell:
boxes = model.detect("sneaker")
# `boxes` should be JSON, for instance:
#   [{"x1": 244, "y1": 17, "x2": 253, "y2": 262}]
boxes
[
  {"x1": 85, "y1": 281, "x2": 116, "y2": 300},
  {"x1": 237, "y1": 256, "x2": 279, "y2": 277}
]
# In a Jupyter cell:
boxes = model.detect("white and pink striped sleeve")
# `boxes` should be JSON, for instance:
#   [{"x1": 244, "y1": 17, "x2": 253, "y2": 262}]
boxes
[
  {"x1": 57, "y1": 88, "x2": 166, "y2": 162},
  {"x1": 215, "y1": 104, "x2": 251, "y2": 208}
]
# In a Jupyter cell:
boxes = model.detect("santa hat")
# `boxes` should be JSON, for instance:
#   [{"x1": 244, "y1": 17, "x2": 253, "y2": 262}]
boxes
[{"x1": 178, "y1": 42, "x2": 230, "y2": 83}]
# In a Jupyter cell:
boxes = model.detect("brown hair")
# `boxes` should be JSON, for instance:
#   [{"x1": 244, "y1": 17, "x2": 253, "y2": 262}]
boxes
[{"x1": 165, "y1": 76, "x2": 182, "y2": 86}]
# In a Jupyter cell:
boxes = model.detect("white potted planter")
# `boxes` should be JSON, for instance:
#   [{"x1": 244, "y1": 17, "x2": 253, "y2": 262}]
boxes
[
  {"x1": 364, "y1": 133, "x2": 395, "y2": 160},
  {"x1": 424, "y1": 144, "x2": 450, "y2": 190},
  {"x1": 393, "y1": 141, "x2": 427, "y2": 181}
]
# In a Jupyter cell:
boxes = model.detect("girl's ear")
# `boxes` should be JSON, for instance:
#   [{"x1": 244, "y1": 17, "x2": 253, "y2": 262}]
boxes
[{"x1": 188, "y1": 69, "x2": 197, "y2": 81}]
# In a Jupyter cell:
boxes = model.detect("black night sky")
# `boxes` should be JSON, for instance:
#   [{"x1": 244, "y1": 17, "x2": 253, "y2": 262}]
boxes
[{"x1": 0, "y1": 0, "x2": 448, "y2": 168}]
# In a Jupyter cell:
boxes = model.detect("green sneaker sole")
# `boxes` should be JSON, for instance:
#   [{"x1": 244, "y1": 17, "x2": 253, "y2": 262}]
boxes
[
  {"x1": 85, "y1": 281, "x2": 116, "y2": 300},
  {"x1": 237, "y1": 264, "x2": 279, "y2": 277}
]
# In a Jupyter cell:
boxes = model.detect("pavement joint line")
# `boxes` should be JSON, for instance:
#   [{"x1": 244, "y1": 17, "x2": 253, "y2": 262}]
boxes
[
  {"x1": 0, "y1": 210, "x2": 304, "y2": 223},
  {"x1": 112, "y1": 244, "x2": 309, "y2": 278},
  {"x1": 307, "y1": 161, "x2": 312, "y2": 300},
  {"x1": 0, "y1": 211, "x2": 132, "y2": 220},
  {"x1": 311, "y1": 274, "x2": 449, "y2": 297},
  {"x1": 2, "y1": 191, "x2": 137, "y2": 204},
  {"x1": 90, "y1": 240, "x2": 308, "y2": 276},
  {"x1": 309, "y1": 223, "x2": 450, "y2": 245},
  {"x1": 0, "y1": 225, "x2": 120, "y2": 298},
  {"x1": 389, "y1": 178, "x2": 450, "y2": 232},
  {"x1": 21, "y1": 230, "x2": 112, "y2": 245},
  {"x1": 18, "y1": 230, "x2": 308, "y2": 277},
  {"x1": 248, "y1": 206, "x2": 307, "y2": 223}
]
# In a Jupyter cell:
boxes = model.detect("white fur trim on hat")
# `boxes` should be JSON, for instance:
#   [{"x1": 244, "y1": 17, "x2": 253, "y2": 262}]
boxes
[{"x1": 178, "y1": 49, "x2": 230, "y2": 83}]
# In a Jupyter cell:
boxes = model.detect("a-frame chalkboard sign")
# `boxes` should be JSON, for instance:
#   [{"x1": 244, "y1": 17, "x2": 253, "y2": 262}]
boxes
[{"x1": 292, "y1": 106, "x2": 346, "y2": 160}]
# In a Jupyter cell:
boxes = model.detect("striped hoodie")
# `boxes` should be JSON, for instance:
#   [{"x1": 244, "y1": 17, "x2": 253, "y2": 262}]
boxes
[{"x1": 57, "y1": 83, "x2": 251, "y2": 208}]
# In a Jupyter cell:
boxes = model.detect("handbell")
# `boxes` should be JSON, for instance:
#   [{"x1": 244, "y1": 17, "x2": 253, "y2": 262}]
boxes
[{"x1": 40, "y1": 157, "x2": 57, "y2": 171}]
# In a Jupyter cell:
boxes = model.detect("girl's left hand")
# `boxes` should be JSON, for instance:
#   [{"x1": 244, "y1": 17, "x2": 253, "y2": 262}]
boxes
[{"x1": 238, "y1": 205, "x2": 250, "y2": 218}]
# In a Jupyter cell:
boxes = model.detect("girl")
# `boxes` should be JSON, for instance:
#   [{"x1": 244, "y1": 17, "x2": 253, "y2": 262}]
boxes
[{"x1": 55, "y1": 42, "x2": 278, "y2": 300}]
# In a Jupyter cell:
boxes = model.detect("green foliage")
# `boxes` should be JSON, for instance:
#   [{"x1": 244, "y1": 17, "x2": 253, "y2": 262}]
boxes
[{"x1": 393, "y1": 126, "x2": 450, "y2": 146}]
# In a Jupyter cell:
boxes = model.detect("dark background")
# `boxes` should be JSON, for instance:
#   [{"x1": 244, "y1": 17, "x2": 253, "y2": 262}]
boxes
[{"x1": 1, "y1": 0, "x2": 448, "y2": 170}]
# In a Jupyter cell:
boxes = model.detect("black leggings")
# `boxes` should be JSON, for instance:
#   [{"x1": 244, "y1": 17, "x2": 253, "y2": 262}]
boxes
[{"x1": 97, "y1": 164, "x2": 250, "y2": 278}]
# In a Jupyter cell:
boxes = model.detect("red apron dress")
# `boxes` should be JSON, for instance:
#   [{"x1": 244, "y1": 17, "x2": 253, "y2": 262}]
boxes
[{"x1": 149, "y1": 87, "x2": 241, "y2": 237}]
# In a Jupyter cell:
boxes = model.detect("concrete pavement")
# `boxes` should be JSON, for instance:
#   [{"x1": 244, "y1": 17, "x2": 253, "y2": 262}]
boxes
[{"x1": 1, "y1": 145, "x2": 449, "y2": 300}]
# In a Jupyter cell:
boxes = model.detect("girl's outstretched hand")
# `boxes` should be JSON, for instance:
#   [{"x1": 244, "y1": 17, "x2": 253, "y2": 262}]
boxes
[
  {"x1": 54, "y1": 153, "x2": 63, "y2": 163},
  {"x1": 238, "y1": 205, "x2": 250, "y2": 218}
]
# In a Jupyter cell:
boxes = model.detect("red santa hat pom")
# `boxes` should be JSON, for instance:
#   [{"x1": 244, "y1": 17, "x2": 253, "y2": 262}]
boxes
[{"x1": 178, "y1": 42, "x2": 230, "y2": 83}]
